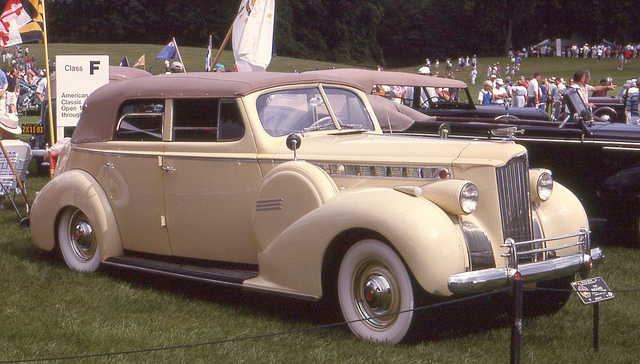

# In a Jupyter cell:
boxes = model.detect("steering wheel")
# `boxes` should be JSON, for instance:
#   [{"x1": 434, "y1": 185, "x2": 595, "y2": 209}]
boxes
[{"x1": 306, "y1": 116, "x2": 340, "y2": 131}]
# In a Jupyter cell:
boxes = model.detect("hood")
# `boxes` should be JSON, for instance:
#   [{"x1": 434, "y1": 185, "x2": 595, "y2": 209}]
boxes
[{"x1": 274, "y1": 132, "x2": 527, "y2": 169}]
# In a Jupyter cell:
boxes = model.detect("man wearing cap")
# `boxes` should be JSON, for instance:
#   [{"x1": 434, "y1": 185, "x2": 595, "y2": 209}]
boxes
[
  {"x1": 492, "y1": 78, "x2": 508, "y2": 105},
  {"x1": 213, "y1": 63, "x2": 226, "y2": 73},
  {"x1": 169, "y1": 61, "x2": 184, "y2": 73}
]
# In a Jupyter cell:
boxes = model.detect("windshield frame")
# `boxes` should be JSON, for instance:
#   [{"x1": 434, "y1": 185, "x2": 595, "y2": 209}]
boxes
[{"x1": 255, "y1": 84, "x2": 376, "y2": 137}]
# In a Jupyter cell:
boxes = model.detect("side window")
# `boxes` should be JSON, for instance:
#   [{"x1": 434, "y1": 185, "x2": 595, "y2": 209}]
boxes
[
  {"x1": 218, "y1": 99, "x2": 245, "y2": 142},
  {"x1": 114, "y1": 99, "x2": 164, "y2": 141},
  {"x1": 173, "y1": 98, "x2": 244, "y2": 142}
]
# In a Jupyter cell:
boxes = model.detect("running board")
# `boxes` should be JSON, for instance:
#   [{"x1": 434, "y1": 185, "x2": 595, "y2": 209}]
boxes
[{"x1": 103, "y1": 256, "x2": 259, "y2": 288}]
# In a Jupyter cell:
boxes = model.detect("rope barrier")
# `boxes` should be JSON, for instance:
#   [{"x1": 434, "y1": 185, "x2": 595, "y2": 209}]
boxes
[
  {"x1": 1, "y1": 289, "x2": 509, "y2": 363},
  {"x1": 1, "y1": 286, "x2": 635, "y2": 363}
]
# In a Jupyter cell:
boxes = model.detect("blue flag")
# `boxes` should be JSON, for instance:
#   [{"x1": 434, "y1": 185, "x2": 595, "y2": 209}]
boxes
[
  {"x1": 118, "y1": 57, "x2": 129, "y2": 67},
  {"x1": 205, "y1": 35, "x2": 212, "y2": 72},
  {"x1": 155, "y1": 41, "x2": 178, "y2": 60}
]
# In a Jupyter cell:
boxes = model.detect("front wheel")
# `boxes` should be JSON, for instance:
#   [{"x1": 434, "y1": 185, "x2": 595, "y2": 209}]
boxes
[
  {"x1": 523, "y1": 276, "x2": 573, "y2": 316},
  {"x1": 337, "y1": 239, "x2": 416, "y2": 344},
  {"x1": 58, "y1": 207, "x2": 101, "y2": 273}
]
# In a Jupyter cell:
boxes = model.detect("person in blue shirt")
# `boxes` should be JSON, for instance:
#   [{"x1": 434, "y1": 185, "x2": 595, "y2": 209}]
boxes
[
  {"x1": 0, "y1": 68, "x2": 8, "y2": 113},
  {"x1": 477, "y1": 81, "x2": 493, "y2": 105}
]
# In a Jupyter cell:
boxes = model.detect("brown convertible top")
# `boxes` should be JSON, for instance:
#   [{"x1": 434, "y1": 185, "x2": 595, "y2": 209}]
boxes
[
  {"x1": 304, "y1": 68, "x2": 468, "y2": 93},
  {"x1": 72, "y1": 71, "x2": 366, "y2": 143}
]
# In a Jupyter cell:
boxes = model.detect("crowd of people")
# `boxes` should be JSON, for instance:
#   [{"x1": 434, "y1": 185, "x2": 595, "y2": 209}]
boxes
[
  {"x1": 0, "y1": 45, "x2": 48, "y2": 120},
  {"x1": 0, "y1": 45, "x2": 45, "y2": 208},
  {"x1": 415, "y1": 44, "x2": 640, "y2": 116}
]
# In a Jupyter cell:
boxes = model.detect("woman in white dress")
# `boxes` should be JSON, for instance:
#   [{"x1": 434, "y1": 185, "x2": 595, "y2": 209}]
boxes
[{"x1": 512, "y1": 80, "x2": 528, "y2": 108}]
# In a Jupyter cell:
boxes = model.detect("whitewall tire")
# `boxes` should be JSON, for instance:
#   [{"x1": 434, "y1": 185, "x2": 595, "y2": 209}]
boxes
[
  {"x1": 58, "y1": 207, "x2": 101, "y2": 273},
  {"x1": 337, "y1": 239, "x2": 416, "y2": 344}
]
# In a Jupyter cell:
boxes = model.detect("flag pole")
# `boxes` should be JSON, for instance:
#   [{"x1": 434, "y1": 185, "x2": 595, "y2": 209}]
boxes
[
  {"x1": 212, "y1": 25, "x2": 233, "y2": 68},
  {"x1": 208, "y1": 34, "x2": 213, "y2": 71},
  {"x1": 173, "y1": 37, "x2": 186, "y2": 73},
  {"x1": 40, "y1": 0, "x2": 55, "y2": 178},
  {"x1": 213, "y1": 4, "x2": 246, "y2": 67}
]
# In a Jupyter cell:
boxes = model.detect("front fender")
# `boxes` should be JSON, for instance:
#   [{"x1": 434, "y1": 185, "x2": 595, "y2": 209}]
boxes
[
  {"x1": 536, "y1": 181, "x2": 590, "y2": 253},
  {"x1": 244, "y1": 187, "x2": 466, "y2": 299},
  {"x1": 30, "y1": 169, "x2": 123, "y2": 261}
]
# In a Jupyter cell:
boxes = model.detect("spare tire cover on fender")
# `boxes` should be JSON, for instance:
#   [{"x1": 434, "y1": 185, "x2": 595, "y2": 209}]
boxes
[{"x1": 253, "y1": 161, "x2": 338, "y2": 251}]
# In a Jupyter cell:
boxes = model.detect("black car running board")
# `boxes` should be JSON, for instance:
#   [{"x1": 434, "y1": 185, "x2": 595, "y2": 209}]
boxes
[{"x1": 103, "y1": 256, "x2": 258, "y2": 287}]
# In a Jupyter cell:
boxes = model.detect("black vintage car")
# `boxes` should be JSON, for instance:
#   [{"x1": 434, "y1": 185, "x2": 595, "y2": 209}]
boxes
[
  {"x1": 590, "y1": 80, "x2": 635, "y2": 123},
  {"x1": 306, "y1": 68, "x2": 551, "y2": 121},
  {"x1": 401, "y1": 87, "x2": 640, "y2": 244}
]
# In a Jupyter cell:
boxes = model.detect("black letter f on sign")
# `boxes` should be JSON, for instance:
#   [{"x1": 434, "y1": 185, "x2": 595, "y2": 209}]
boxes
[{"x1": 89, "y1": 61, "x2": 100, "y2": 75}]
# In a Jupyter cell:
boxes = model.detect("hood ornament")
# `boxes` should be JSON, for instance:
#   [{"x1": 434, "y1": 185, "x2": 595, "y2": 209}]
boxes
[{"x1": 490, "y1": 126, "x2": 524, "y2": 141}]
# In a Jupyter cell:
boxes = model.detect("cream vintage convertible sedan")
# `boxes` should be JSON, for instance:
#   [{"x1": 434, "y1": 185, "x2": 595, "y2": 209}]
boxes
[{"x1": 30, "y1": 71, "x2": 602, "y2": 343}]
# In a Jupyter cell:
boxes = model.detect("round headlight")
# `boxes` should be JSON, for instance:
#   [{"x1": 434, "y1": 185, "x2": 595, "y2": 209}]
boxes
[
  {"x1": 460, "y1": 182, "x2": 479, "y2": 214},
  {"x1": 537, "y1": 171, "x2": 553, "y2": 201}
]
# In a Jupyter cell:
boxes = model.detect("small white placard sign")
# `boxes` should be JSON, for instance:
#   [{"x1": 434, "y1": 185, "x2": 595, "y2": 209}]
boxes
[{"x1": 55, "y1": 55, "x2": 109, "y2": 133}]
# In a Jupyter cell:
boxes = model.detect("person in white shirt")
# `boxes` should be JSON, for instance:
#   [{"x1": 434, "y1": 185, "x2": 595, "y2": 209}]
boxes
[
  {"x1": 570, "y1": 70, "x2": 615, "y2": 108},
  {"x1": 492, "y1": 79, "x2": 508, "y2": 105},
  {"x1": 526, "y1": 73, "x2": 541, "y2": 107}
]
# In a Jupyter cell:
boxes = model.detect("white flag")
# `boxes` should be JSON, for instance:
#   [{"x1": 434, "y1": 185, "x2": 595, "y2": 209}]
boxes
[{"x1": 232, "y1": 0, "x2": 275, "y2": 72}]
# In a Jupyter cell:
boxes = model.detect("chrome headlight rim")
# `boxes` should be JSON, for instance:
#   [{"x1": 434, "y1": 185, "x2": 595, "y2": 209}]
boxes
[
  {"x1": 459, "y1": 182, "x2": 479, "y2": 214},
  {"x1": 536, "y1": 171, "x2": 553, "y2": 202}
]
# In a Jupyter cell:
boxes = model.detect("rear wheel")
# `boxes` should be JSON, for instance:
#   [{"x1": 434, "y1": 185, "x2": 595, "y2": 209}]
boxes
[
  {"x1": 337, "y1": 239, "x2": 416, "y2": 344},
  {"x1": 58, "y1": 207, "x2": 101, "y2": 273}
]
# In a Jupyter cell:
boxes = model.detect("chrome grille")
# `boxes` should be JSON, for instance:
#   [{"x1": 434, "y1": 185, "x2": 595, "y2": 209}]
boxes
[{"x1": 496, "y1": 155, "x2": 533, "y2": 254}]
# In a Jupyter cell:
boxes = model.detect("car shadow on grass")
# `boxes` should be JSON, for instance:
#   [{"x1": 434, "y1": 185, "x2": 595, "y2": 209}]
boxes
[{"x1": 101, "y1": 265, "x2": 517, "y2": 343}]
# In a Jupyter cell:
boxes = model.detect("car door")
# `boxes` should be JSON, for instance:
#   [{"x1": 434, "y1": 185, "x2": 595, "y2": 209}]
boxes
[
  {"x1": 99, "y1": 99, "x2": 172, "y2": 255},
  {"x1": 162, "y1": 98, "x2": 263, "y2": 264}
]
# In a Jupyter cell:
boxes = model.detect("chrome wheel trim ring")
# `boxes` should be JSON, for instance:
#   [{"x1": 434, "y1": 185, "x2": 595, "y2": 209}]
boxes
[
  {"x1": 67, "y1": 210, "x2": 96, "y2": 262},
  {"x1": 351, "y1": 260, "x2": 400, "y2": 330}
]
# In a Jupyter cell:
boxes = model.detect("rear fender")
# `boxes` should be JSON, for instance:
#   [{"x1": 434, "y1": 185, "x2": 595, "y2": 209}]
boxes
[{"x1": 30, "y1": 169, "x2": 123, "y2": 260}]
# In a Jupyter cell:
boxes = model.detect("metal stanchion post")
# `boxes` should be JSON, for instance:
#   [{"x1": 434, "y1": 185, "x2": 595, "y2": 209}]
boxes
[
  {"x1": 593, "y1": 302, "x2": 600, "y2": 352},
  {"x1": 510, "y1": 276, "x2": 523, "y2": 364}
]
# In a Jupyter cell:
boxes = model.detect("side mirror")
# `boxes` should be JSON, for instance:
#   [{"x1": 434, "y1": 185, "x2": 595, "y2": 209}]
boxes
[{"x1": 286, "y1": 133, "x2": 302, "y2": 161}]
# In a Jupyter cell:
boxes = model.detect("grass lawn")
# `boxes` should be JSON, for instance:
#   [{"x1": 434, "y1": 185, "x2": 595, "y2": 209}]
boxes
[{"x1": 0, "y1": 44, "x2": 639, "y2": 363}]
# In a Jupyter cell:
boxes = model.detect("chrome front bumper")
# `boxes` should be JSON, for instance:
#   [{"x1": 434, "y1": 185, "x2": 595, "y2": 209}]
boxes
[{"x1": 448, "y1": 229, "x2": 604, "y2": 294}]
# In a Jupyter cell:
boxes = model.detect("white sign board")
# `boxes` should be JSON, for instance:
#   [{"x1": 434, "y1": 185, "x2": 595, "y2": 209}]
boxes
[{"x1": 55, "y1": 55, "x2": 109, "y2": 139}]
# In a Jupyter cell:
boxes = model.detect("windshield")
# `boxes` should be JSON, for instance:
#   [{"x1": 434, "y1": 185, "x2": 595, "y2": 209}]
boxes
[
  {"x1": 419, "y1": 86, "x2": 473, "y2": 109},
  {"x1": 257, "y1": 86, "x2": 374, "y2": 137},
  {"x1": 565, "y1": 88, "x2": 593, "y2": 122}
]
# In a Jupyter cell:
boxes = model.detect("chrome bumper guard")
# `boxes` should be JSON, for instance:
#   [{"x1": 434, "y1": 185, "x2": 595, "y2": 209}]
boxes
[{"x1": 448, "y1": 228, "x2": 604, "y2": 294}]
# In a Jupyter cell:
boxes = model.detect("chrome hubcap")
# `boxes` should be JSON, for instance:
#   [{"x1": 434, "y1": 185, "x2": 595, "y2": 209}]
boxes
[
  {"x1": 68, "y1": 210, "x2": 96, "y2": 262},
  {"x1": 352, "y1": 261, "x2": 399, "y2": 329},
  {"x1": 363, "y1": 274, "x2": 392, "y2": 311}
]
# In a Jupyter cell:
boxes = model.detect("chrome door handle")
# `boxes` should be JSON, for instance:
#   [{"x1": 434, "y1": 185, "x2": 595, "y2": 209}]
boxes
[{"x1": 161, "y1": 166, "x2": 176, "y2": 172}]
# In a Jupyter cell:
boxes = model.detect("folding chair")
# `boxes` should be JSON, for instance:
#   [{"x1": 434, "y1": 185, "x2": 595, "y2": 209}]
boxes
[
  {"x1": 7, "y1": 145, "x2": 32, "y2": 201},
  {"x1": 0, "y1": 151, "x2": 24, "y2": 219}
]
